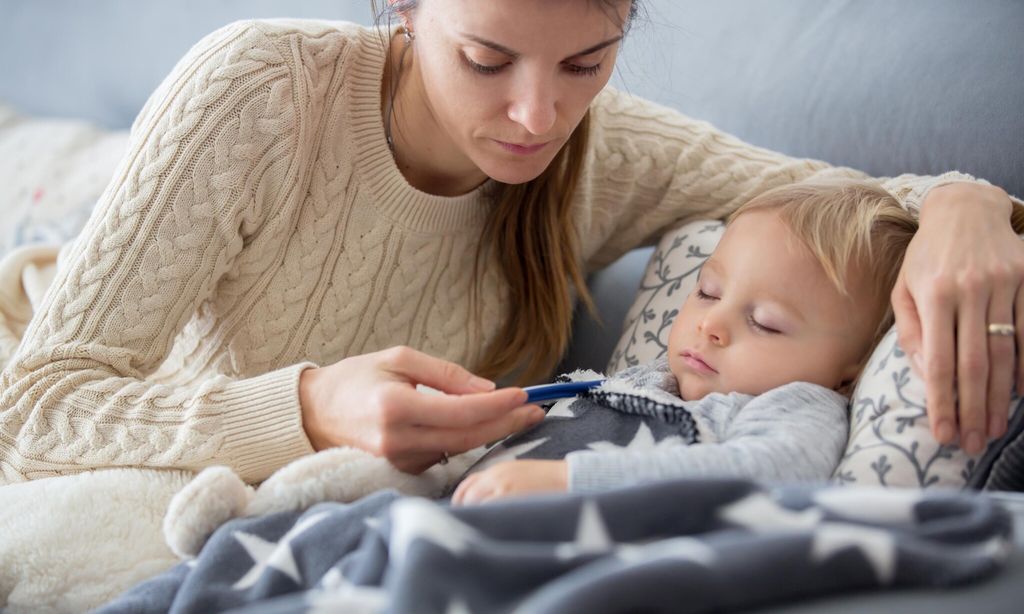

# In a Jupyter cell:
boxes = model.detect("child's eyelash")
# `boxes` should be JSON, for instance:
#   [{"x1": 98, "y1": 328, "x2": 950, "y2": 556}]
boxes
[
  {"x1": 696, "y1": 289, "x2": 717, "y2": 300},
  {"x1": 748, "y1": 316, "x2": 779, "y2": 335}
]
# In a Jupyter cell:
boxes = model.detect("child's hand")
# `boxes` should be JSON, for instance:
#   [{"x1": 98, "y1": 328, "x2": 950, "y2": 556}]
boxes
[{"x1": 452, "y1": 460, "x2": 568, "y2": 505}]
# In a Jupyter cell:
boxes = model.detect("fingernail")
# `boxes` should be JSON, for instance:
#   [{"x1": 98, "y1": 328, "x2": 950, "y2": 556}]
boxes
[
  {"x1": 469, "y1": 376, "x2": 496, "y2": 391},
  {"x1": 530, "y1": 407, "x2": 546, "y2": 421},
  {"x1": 935, "y1": 420, "x2": 955, "y2": 444},
  {"x1": 963, "y1": 431, "x2": 984, "y2": 456}
]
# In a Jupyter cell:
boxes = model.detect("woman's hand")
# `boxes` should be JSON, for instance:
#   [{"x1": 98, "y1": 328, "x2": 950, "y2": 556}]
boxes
[
  {"x1": 891, "y1": 182, "x2": 1022, "y2": 455},
  {"x1": 298, "y1": 346, "x2": 545, "y2": 473},
  {"x1": 452, "y1": 460, "x2": 569, "y2": 505}
]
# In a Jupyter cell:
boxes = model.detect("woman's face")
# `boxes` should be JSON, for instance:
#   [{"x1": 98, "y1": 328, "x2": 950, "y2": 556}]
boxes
[{"x1": 406, "y1": 0, "x2": 630, "y2": 185}]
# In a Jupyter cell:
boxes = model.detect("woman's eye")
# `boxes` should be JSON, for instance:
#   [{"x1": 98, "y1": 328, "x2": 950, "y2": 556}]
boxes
[
  {"x1": 463, "y1": 54, "x2": 507, "y2": 75},
  {"x1": 696, "y1": 289, "x2": 718, "y2": 301},
  {"x1": 748, "y1": 315, "x2": 780, "y2": 334},
  {"x1": 564, "y1": 62, "x2": 602, "y2": 76}
]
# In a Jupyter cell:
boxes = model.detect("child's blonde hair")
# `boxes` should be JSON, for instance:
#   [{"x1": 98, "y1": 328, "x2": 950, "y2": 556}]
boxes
[{"x1": 727, "y1": 179, "x2": 916, "y2": 363}]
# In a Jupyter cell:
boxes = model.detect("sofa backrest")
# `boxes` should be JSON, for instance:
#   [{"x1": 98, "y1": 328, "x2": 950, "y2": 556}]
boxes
[{"x1": 2, "y1": 0, "x2": 1020, "y2": 374}]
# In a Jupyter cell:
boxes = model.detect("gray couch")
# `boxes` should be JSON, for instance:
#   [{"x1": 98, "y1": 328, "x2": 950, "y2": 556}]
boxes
[{"x1": 2, "y1": 1, "x2": 1022, "y2": 611}]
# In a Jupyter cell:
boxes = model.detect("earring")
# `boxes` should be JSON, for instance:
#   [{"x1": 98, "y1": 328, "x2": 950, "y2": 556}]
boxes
[{"x1": 402, "y1": 23, "x2": 415, "y2": 43}]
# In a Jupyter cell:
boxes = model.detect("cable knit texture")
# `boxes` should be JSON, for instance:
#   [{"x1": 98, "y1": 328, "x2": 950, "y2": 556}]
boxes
[{"x1": 0, "y1": 19, "x2": 980, "y2": 484}]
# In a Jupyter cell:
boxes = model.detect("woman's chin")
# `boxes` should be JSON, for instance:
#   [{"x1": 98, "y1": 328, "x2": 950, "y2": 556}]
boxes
[{"x1": 477, "y1": 154, "x2": 555, "y2": 185}]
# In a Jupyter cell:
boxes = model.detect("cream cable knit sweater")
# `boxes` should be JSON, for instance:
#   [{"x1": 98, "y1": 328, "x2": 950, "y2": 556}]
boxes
[{"x1": 0, "y1": 19, "x2": 975, "y2": 484}]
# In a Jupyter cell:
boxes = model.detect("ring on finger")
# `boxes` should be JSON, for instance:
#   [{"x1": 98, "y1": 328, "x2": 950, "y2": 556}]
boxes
[{"x1": 988, "y1": 323, "x2": 1015, "y2": 336}]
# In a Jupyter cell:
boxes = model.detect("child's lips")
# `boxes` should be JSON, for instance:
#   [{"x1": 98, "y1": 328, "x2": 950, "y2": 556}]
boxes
[{"x1": 681, "y1": 350, "x2": 718, "y2": 374}]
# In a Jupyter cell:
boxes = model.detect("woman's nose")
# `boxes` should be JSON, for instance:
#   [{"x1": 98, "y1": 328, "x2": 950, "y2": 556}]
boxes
[{"x1": 507, "y1": 73, "x2": 558, "y2": 136}]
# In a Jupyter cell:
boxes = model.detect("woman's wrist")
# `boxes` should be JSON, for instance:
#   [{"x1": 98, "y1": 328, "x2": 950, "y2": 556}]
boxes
[
  {"x1": 298, "y1": 366, "x2": 329, "y2": 451},
  {"x1": 920, "y1": 182, "x2": 1012, "y2": 225}
]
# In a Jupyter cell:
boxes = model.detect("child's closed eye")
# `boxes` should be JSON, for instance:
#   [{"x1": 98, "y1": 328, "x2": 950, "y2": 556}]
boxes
[{"x1": 748, "y1": 315, "x2": 781, "y2": 334}]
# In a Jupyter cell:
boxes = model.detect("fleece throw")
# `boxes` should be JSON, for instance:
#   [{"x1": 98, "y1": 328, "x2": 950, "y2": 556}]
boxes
[{"x1": 95, "y1": 478, "x2": 1012, "y2": 614}]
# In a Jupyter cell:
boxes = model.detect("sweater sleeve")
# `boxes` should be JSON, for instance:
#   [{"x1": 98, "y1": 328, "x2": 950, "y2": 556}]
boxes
[
  {"x1": 578, "y1": 88, "x2": 1008, "y2": 269},
  {"x1": 0, "y1": 21, "x2": 320, "y2": 484},
  {"x1": 565, "y1": 383, "x2": 849, "y2": 493}
]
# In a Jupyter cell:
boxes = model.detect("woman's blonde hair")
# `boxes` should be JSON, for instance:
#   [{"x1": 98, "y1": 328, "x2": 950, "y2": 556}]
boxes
[
  {"x1": 728, "y1": 179, "x2": 917, "y2": 358},
  {"x1": 372, "y1": 0, "x2": 638, "y2": 384}
]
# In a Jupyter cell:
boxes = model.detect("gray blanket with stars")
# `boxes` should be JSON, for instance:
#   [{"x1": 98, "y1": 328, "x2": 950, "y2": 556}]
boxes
[{"x1": 94, "y1": 479, "x2": 1013, "y2": 614}]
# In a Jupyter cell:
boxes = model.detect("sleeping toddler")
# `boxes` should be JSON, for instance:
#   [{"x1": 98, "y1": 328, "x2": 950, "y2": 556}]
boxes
[{"x1": 451, "y1": 178, "x2": 917, "y2": 504}]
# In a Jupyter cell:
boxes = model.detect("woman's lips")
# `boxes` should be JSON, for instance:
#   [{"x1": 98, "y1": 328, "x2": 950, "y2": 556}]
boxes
[
  {"x1": 492, "y1": 139, "x2": 549, "y2": 155},
  {"x1": 681, "y1": 350, "x2": 717, "y2": 374}
]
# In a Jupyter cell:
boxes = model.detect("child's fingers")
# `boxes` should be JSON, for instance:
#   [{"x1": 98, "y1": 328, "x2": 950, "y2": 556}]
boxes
[{"x1": 451, "y1": 475, "x2": 473, "y2": 505}]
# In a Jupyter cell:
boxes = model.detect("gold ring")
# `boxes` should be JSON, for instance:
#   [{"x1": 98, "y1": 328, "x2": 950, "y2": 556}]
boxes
[{"x1": 987, "y1": 323, "x2": 1016, "y2": 337}]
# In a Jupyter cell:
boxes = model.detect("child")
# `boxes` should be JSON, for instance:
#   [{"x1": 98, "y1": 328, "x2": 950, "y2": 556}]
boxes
[{"x1": 452, "y1": 178, "x2": 918, "y2": 505}]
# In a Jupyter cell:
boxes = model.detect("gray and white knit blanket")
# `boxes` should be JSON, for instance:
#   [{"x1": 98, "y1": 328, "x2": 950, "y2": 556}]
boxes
[{"x1": 94, "y1": 478, "x2": 1012, "y2": 613}]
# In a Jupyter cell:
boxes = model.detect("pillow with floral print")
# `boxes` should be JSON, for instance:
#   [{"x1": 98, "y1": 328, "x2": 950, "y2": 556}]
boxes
[{"x1": 607, "y1": 219, "x2": 1014, "y2": 488}]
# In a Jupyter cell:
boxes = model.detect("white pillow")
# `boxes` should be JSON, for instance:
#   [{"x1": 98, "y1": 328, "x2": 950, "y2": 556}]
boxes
[
  {"x1": 0, "y1": 102, "x2": 129, "y2": 255},
  {"x1": 607, "y1": 219, "x2": 1012, "y2": 488}
]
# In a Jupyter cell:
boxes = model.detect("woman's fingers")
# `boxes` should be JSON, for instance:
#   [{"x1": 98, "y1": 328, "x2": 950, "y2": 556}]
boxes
[
  {"x1": 389, "y1": 452, "x2": 440, "y2": 475},
  {"x1": 404, "y1": 405, "x2": 544, "y2": 456},
  {"x1": 956, "y1": 284, "x2": 991, "y2": 454},
  {"x1": 379, "y1": 346, "x2": 496, "y2": 394},
  {"x1": 1017, "y1": 284, "x2": 1024, "y2": 397},
  {"x1": 891, "y1": 272, "x2": 924, "y2": 374},
  {"x1": 921, "y1": 286, "x2": 958, "y2": 445},
  {"x1": 986, "y1": 280, "x2": 1017, "y2": 440},
  {"x1": 389, "y1": 385, "x2": 530, "y2": 428}
]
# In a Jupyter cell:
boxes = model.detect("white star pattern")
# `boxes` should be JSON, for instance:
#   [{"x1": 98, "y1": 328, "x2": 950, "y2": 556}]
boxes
[
  {"x1": 474, "y1": 437, "x2": 551, "y2": 471},
  {"x1": 308, "y1": 568, "x2": 388, "y2": 613},
  {"x1": 389, "y1": 498, "x2": 480, "y2": 564},
  {"x1": 555, "y1": 499, "x2": 614, "y2": 559},
  {"x1": 585, "y1": 422, "x2": 686, "y2": 454},
  {"x1": 723, "y1": 494, "x2": 899, "y2": 584},
  {"x1": 813, "y1": 488, "x2": 921, "y2": 524},
  {"x1": 444, "y1": 597, "x2": 474, "y2": 614},
  {"x1": 811, "y1": 524, "x2": 896, "y2": 584},
  {"x1": 546, "y1": 399, "x2": 576, "y2": 419},
  {"x1": 616, "y1": 537, "x2": 718, "y2": 567},
  {"x1": 718, "y1": 493, "x2": 823, "y2": 531},
  {"x1": 232, "y1": 511, "x2": 329, "y2": 590}
]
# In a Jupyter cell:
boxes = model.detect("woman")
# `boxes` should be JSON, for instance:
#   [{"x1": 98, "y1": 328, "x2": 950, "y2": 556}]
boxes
[{"x1": 0, "y1": 0, "x2": 1019, "y2": 485}]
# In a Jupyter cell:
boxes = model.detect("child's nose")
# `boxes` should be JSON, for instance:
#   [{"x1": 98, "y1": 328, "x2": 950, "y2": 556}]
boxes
[{"x1": 699, "y1": 313, "x2": 729, "y2": 346}]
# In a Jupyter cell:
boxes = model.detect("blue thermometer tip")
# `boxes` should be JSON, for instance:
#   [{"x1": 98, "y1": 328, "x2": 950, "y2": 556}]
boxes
[{"x1": 524, "y1": 379, "x2": 605, "y2": 404}]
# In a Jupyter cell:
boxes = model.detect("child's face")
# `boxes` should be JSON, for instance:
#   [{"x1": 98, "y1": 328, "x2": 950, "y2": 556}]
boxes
[{"x1": 668, "y1": 210, "x2": 877, "y2": 399}]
